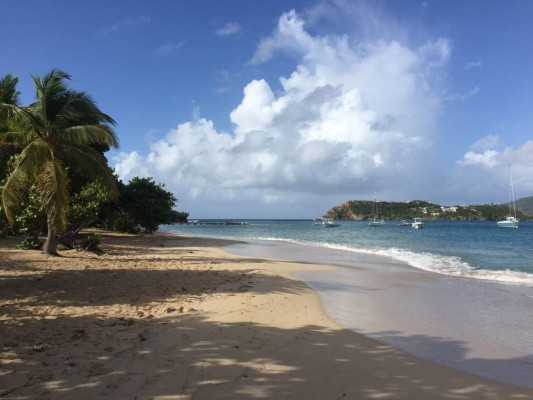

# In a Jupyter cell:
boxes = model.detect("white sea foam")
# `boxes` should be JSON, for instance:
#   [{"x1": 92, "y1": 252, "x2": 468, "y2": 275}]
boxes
[
  {"x1": 163, "y1": 226, "x2": 533, "y2": 285},
  {"x1": 377, "y1": 248, "x2": 533, "y2": 284},
  {"x1": 265, "y1": 238, "x2": 533, "y2": 285},
  {"x1": 379, "y1": 250, "x2": 531, "y2": 284}
]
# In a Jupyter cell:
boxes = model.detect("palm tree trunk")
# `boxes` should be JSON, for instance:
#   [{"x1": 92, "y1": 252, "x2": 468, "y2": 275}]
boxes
[{"x1": 43, "y1": 217, "x2": 59, "y2": 256}]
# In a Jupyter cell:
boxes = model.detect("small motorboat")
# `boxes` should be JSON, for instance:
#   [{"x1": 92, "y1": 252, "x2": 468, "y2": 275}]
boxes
[
  {"x1": 323, "y1": 219, "x2": 341, "y2": 227},
  {"x1": 412, "y1": 218, "x2": 424, "y2": 229}
]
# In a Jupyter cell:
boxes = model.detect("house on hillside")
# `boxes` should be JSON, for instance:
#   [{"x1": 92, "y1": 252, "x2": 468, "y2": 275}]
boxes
[{"x1": 441, "y1": 206, "x2": 457, "y2": 213}]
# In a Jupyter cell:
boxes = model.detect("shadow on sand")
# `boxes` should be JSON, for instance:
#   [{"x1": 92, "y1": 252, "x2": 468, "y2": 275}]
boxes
[{"x1": 1, "y1": 234, "x2": 532, "y2": 399}]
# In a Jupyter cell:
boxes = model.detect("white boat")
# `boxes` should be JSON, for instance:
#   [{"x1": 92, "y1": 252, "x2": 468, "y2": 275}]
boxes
[
  {"x1": 368, "y1": 195, "x2": 385, "y2": 226},
  {"x1": 323, "y1": 219, "x2": 340, "y2": 227},
  {"x1": 497, "y1": 164, "x2": 519, "y2": 229},
  {"x1": 398, "y1": 220, "x2": 410, "y2": 226},
  {"x1": 497, "y1": 216, "x2": 518, "y2": 228},
  {"x1": 412, "y1": 218, "x2": 424, "y2": 229}
]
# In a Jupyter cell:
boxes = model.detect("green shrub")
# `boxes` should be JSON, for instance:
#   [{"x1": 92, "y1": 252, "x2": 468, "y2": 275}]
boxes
[
  {"x1": 17, "y1": 235, "x2": 43, "y2": 250},
  {"x1": 0, "y1": 211, "x2": 13, "y2": 238},
  {"x1": 80, "y1": 233, "x2": 100, "y2": 247},
  {"x1": 119, "y1": 177, "x2": 176, "y2": 233},
  {"x1": 104, "y1": 210, "x2": 140, "y2": 234},
  {"x1": 79, "y1": 233, "x2": 102, "y2": 254}
]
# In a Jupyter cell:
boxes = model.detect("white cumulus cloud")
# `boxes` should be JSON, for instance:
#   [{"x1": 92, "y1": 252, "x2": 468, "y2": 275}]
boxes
[
  {"x1": 459, "y1": 150, "x2": 499, "y2": 167},
  {"x1": 114, "y1": 8, "x2": 452, "y2": 217},
  {"x1": 451, "y1": 140, "x2": 533, "y2": 204},
  {"x1": 471, "y1": 134, "x2": 500, "y2": 150}
]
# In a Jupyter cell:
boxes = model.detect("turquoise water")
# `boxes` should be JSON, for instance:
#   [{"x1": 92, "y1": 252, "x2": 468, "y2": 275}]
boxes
[{"x1": 161, "y1": 220, "x2": 533, "y2": 284}]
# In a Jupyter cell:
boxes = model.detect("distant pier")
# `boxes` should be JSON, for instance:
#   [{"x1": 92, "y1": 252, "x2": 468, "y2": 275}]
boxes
[{"x1": 186, "y1": 220, "x2": 247, "y2": 226}]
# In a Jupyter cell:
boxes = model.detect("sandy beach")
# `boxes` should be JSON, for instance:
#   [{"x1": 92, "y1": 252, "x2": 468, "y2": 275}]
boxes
[{"x1": 1, "y1": 232, "x2": 532, "y2": 399}]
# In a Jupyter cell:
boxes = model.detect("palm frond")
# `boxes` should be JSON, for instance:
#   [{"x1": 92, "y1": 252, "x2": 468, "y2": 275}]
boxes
[
  {"x1": 55, "y1": 90, "x2": 117, "y2": 133},
  {"x1": 0, "y1": 103, "x2": 44, "y2": 138},
  {"x1": 31, "y1": 69, "x2": 70, "y2": 125},
  {"x1": 64, "y1": 145, "x2": 118, "y2": 199},
  {"x1": 0, "y1": 140, "x2": 51, "y2": 222},
  {"x1": 15, "y1": 140, "x2": 52, "y2": 178},
  {"x1": 62, "y1": 125, "x2": 119, "y2": 147},
  {"x1": 0, "y1": 74, "x2": 21, "y2": 128},
  {"x1": 0, "y1": 103, "x2": 35, "y2": 124},
  {"x1": 0, "y1": 104, "x2": 42, "y2": 146},
  {"x1": 32, "y1": 69, "x2": 71, "y2": 99},
  {"x1": 0, "y1": 131, "x2": 35, "y2": 147},
  {"x1": 1, "y1": 166, "x2": 33, "y2": 224},
  {"x1": 35, "y1": 158, "x2": 69, "y2": 232},
  {"x1": 0, "y1": 74, "x2": 20, "y2": 105}
]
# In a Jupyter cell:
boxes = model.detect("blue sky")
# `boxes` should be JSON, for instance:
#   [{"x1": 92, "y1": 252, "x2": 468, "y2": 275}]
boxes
[{"x1": 2, "y1": 0, "x2": 533, "y2": 218}]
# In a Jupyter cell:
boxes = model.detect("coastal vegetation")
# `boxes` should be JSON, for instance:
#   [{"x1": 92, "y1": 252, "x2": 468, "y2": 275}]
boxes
[
  {"x1": 325, "y1": 199, "x2": 530, "y2": 221},
  {"x1": 106, "y1": 177, "x2": 182, "y2": 234},
  {"x1": 0, "y1": 70, "x2": 186, "y2": 254}
]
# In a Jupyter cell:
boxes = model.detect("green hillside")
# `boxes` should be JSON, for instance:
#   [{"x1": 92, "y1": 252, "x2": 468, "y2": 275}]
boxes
[
  {"x1": 515, "y1": 196, "x2": 533, "y2": 216},
  {"x1": 324, "y1": 199, "x2": 529, "y2": 221}
]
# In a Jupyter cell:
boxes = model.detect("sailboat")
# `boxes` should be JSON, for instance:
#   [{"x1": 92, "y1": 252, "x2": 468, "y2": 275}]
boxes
[
  {"x1": 368, "y1": 195, "x2": 385, "y2": 226},
  {"x1": 322, "y1": 218, "x2": 341, "y2": 227},
  {"x1": 312, "y1": 207, "x2": 324, "y2": 226},
  {"x1": 497, "y1": 164, "x2": 519, "y2": 229}
]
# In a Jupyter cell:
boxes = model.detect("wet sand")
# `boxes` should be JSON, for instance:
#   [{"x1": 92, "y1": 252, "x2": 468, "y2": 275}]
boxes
[{"x1": 228, "y1": 239, "x2": 533, "y2": 388}]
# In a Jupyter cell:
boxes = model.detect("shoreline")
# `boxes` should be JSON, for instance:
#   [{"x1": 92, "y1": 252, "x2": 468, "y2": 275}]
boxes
[
  {"x1": 227, "y1": 237, "x2": 533, "y2": 388},
  {"x1": 1, "y1": 231, "x2": 532, "y2": 399},
  {"x1": 160, "y1": 220, "x2": 533, "y2": 285}
]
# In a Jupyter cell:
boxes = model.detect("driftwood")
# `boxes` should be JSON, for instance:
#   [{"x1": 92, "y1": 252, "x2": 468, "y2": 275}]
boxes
[{"x1": 57, "y1": 219, "x2": 102, "y2": 255}]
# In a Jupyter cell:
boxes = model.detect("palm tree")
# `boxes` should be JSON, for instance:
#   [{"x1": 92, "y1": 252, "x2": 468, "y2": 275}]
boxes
[
  {"x1": 0, "y1": 69, "x2": 119, "y2": 255},
  {"x1": 0, "y1": 73, "x2": 20, "y2": 119},
  {"x1": 0, "y1": 74, "x2": 21, "y2": 176}
]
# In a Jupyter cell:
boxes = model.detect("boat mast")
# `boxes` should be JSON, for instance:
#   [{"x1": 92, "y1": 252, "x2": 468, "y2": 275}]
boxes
[{"x1": 509, "y1": 164, "x2": 516, "y2": 218}]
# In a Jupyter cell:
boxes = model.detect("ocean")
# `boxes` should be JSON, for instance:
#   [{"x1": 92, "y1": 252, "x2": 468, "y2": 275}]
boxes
[
  {"x1": 160, "y1": 220, "x2": 533, "y2": 387},
  {"x1": 162, "y1": 219, "x2": 533, "y2": 282}
]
